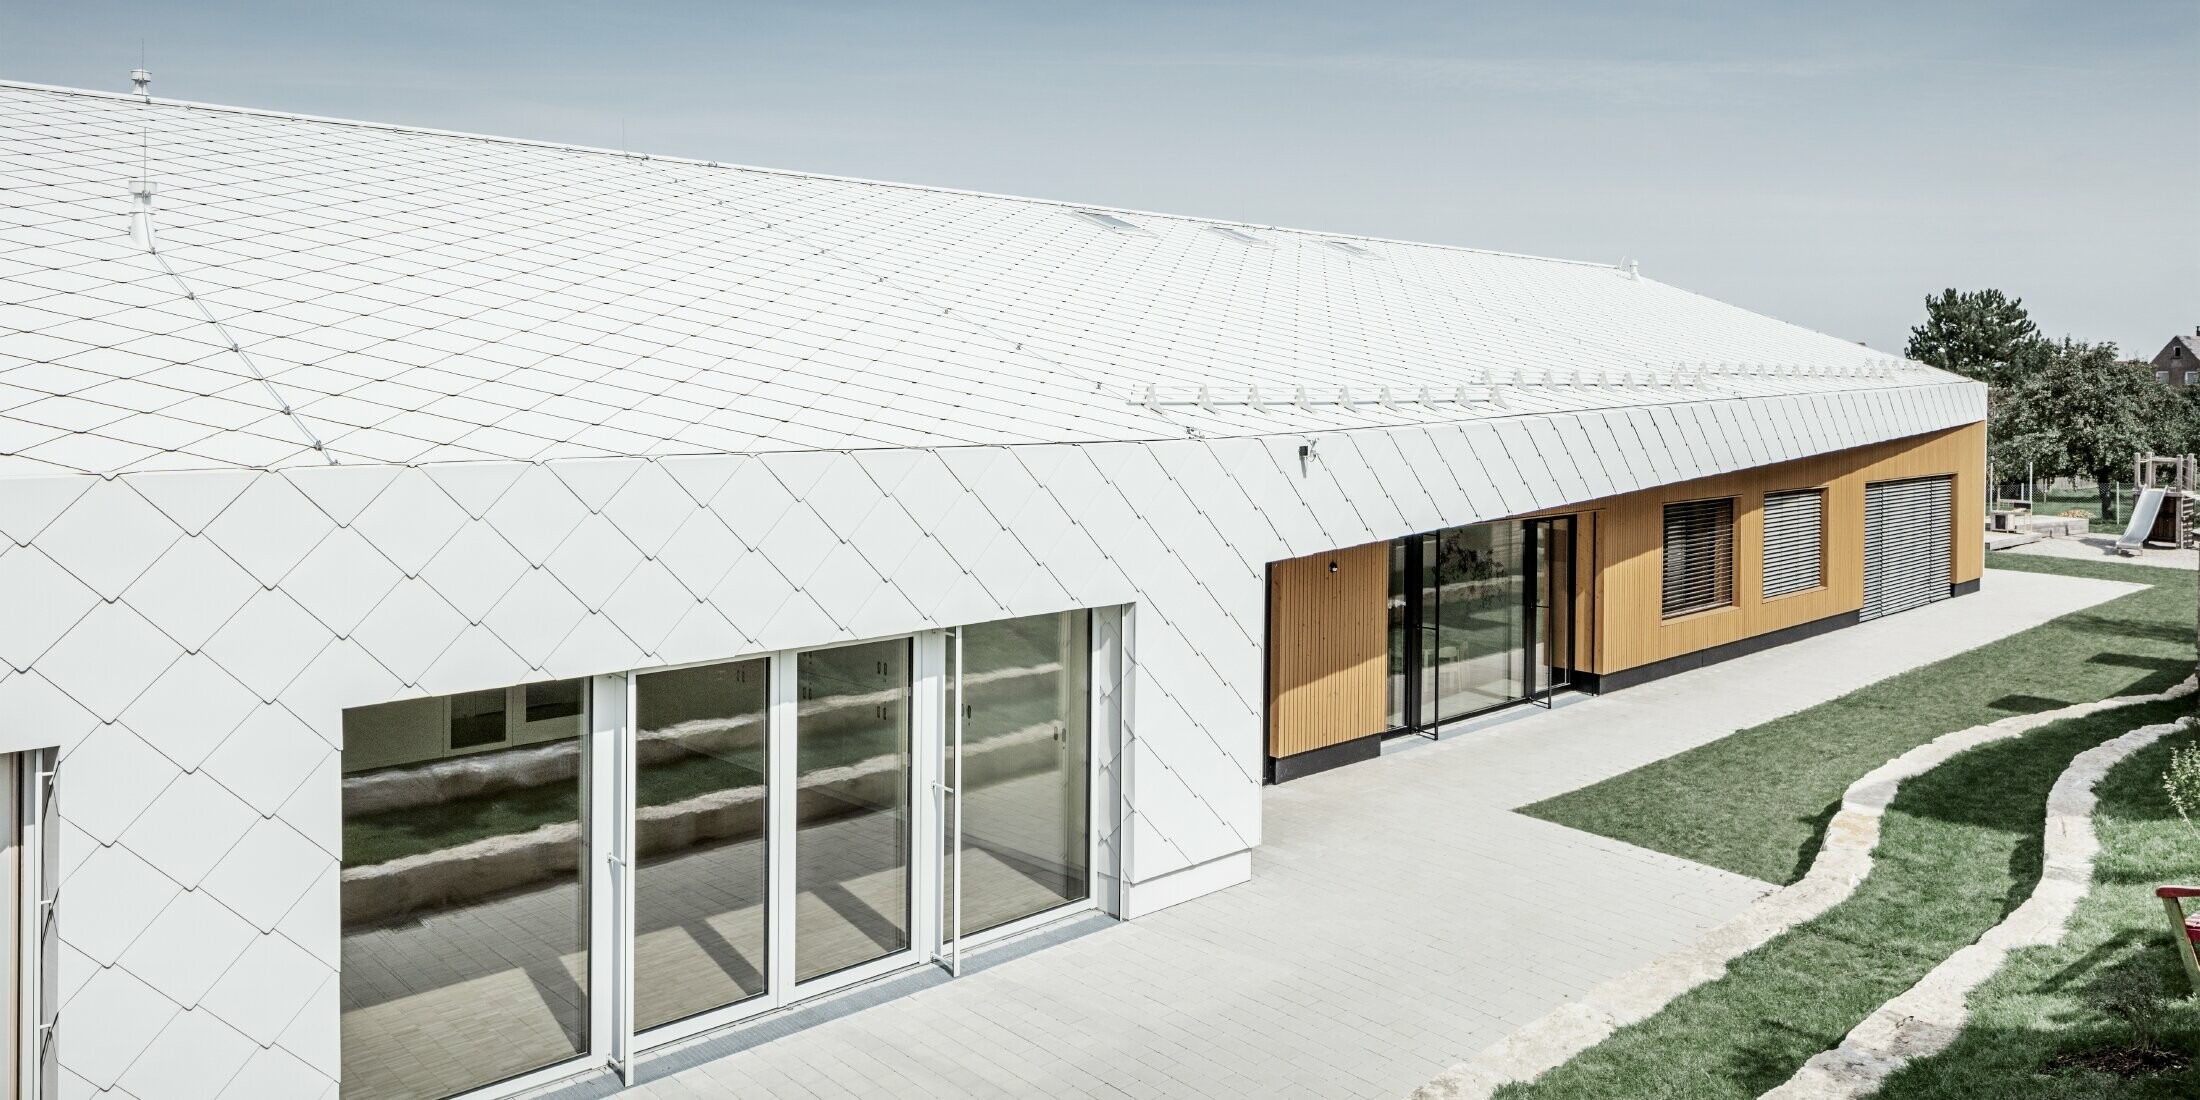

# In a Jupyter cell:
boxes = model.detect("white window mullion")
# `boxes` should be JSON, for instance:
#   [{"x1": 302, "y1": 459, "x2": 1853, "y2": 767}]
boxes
[
  {"x1": 16, "y1": 750, "x2": 52, "y2": 1100},
  {"x1": 585, "y1": 673, "x2": 631, "y2": 1083},
  {"x1": 910, "y1": 631, "x2": 945, "y2": 972},
  {"x1": 1090, "y1": 607, "x2": 1126, "y2": 919},
  {"x1": 766, "y1": 652, "x2": 798, "y2": 1000}
]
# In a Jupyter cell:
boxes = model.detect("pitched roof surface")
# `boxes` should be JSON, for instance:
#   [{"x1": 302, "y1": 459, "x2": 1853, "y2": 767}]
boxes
[{"x1": 0, "y1": 81, "x2": 1966, "y2": 477}]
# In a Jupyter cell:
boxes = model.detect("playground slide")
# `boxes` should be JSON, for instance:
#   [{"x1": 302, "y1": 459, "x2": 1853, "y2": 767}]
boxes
[{"x1": 2118, "y1": 486, "x2": 2166, "y2": 552}]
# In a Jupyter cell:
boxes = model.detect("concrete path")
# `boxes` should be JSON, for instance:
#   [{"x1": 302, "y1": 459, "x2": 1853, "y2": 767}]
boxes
[
  {"x1": 533, "y1": 568, "x2": 2137, "y2": 1100},
  {"x1": 1999, "y1": 531, "x2": 2199, "y2": 572}
]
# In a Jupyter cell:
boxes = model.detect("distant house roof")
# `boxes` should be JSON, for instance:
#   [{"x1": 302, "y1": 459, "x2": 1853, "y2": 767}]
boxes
[
  {"x1": 0, "y1": 81, "x2": 1966, "y2": 478},
  {"x1": 2154, "y1": 335, "x2": 2200, "y2": 365}
]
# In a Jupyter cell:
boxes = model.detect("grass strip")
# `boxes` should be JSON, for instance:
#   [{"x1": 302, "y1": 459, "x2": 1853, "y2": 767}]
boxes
[
  {"x1": 1498, "y1": 693, "x2": 2196, "y2": 1100},
  {"x1": 1525, "y1": 554, "x2": 2195, "y2": 884},
  {"x1": 1874, "y1": 720, "x2": 2200, "y2": 1099}
]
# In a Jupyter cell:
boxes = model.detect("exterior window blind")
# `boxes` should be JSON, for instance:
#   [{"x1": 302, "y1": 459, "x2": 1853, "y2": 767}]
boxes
[
  {"x1": 1863, "y1": 476, "x2": 1954, "y2": 621},
  {"x1": 1661, "y1": 497, "x2": 1735, "y2": 618},
  {"x1": 1761, "y1": 489, "x2": 1824, "y2": 599}
]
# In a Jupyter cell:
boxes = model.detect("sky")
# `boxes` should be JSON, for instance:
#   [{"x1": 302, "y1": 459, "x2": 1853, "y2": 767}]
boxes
[{"x1": 5, "y1": 1, "x2": 2193, "y2": 356}]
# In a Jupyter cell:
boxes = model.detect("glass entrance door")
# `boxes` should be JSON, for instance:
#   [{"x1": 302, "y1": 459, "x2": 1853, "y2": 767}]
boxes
[
  {"x1": 1414, "y1": 523, "x2": 1528, "y2": 728},
  {"x1": 1388, "y1": 517, "x2": 1574, "y2": 733}
]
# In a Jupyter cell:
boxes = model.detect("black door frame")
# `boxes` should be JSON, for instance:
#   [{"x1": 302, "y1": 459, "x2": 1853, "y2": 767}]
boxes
[{"x1": 1391, "y1": 517, "x2": 1575, "y2": 735}]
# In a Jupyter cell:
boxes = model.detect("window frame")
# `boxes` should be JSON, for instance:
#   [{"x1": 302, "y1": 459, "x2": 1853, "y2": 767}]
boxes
[
  {"x1": 1660, "y1": 496, "x2": 1737, "y2": 620},
  {"x1": 1760, "y1": 487, "x2": 1828, "y2": 601}
]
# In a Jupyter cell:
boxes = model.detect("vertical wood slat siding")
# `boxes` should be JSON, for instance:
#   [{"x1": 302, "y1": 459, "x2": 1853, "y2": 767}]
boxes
[
  {"x1": 1266, "y1": 541, "x2": 1390, "y2": 758},
  {"x1": 1589, "y1": 422, "x2": 1983, "y2": 675}
]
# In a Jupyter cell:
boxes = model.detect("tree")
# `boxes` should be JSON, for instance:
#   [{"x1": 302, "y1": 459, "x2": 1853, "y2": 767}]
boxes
[
  {"x1": 1905, "y1": 288, "x2": 2043, "y2": 386},
  {"x1": 1989, "y1": 340, "x2": 2173, "y2": 521},
  {"x1": 2160, "y1": 385, "x2": 2200, "y2": 457}
]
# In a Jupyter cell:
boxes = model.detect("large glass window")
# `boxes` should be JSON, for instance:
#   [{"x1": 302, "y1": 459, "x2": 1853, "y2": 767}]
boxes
[
  {"x1": 794, "y1": 639, "x2": 913, "y2": 983},
  {"x1": 340, "y1": 680, "x2": 590, "y2": 1100},
  {"x1": 632, "y1": 658, "x2": 770, "y2": 1032},
  {"x1": 336, "y1": 612, "x2": 1117, "y2": 1093},
  {"x1": 953, "y1": 611, "x2": 1091, "y2": 936}
]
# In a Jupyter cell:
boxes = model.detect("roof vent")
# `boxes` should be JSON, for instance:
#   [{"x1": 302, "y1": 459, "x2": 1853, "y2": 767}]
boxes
[
  {"x1": 1322, "y1": 240, "x2": 1371, "y2": 257},
  {"x1": 127, "y1": 178, "x2": 159, "y2": 251},
  {"x1": 1624, "y1": 259, "x2": 1640, "y2": 280},
  {"x1": 1071, "y1": 210, "x2": 1142, "y2": 232},
  {"x1": 131, "y1": 68, "x2": 151, "y2": 98},
  {"x1": 1205, "y1": 225, "x2": 1268, "y2": 246}
]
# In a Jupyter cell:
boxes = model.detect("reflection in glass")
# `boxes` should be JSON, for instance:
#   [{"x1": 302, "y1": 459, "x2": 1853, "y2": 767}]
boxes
[
  {"x1": 633, "y1": 658, "x2": 769, "y2": 1031},
  {"x1": 1418, "y1": 533, "x2": 1440, "y2": 723},
  {"x1": 1538, "y1": 518, "x2": 1574, "y2": 691},
  {"x1": 794, "y1": 639, "x2": 912, "y2": 982},
  {"x1": 339, "y1": 681, "x2": 589, "y2": 1100},
  {"x1": 1413, "y1": 523, "x2": 1529, "y2": 723},
  {"x1": 953, "y1": 611, "x2": 1090, "y2": 936}
]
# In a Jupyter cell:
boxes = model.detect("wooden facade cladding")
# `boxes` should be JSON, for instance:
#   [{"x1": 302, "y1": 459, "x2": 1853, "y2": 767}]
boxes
[
  {"x1": 1586, "y1": 422, "x2": 1984, "y2": 674},
  {"x1": 1259, "y1": 422, "x2": 1983, "y2": 762},
  {"x1": 1266, "y1": 541, "x2": 1390, "y2": 758}
]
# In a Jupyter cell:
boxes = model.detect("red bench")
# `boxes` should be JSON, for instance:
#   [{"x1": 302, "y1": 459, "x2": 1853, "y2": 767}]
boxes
[{"x1": 2160, "y1": 886, "x2": 2200, "y2": 992}]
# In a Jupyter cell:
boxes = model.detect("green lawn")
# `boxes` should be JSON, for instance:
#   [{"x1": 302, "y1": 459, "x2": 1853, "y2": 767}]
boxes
[
  {"x1": 1874, "y1": 722, "x2": 2200, "y2": 1099},
  {"x1": 2028, "y1": 482, "x2": 2132, "y2": 534},
  {"x1": 1499, "y1": 694, "x2": 2196, "y2": 1100},
  {"x1": 1525, "y1": 553, "x2": 2195, "y2": 884},
  {"x1": 1497, "y1": 552, "x2": 2198, "y2": 1098}
]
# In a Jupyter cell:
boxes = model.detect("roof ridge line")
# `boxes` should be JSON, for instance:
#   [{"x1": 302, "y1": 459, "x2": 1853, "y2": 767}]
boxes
[{"x1": 0, "y1": 78, "x2": 1617, "y2": 271}]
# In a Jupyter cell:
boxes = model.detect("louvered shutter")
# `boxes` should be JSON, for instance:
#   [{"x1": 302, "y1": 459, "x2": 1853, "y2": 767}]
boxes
[
  {"x1": 1761, "y1": 489, "x2": 1824, "y2": 599},
  {"x1": 1862, "y1": 476, "x2": 1953, "y2": 621},
  {"x1": 1662, "y1": 498, "x2": 1735, "y2": 618}
]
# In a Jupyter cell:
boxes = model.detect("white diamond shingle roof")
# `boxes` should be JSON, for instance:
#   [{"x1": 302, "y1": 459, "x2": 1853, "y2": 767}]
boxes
[{"x1": 1, "y1": 80, "x2": 1965, "y2": 478}]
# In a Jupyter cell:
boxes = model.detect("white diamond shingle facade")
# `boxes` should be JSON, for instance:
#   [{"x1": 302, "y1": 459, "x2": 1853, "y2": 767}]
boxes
[{"x1": 0, "y1": 80, "x2": 1983, "y2": 1099}]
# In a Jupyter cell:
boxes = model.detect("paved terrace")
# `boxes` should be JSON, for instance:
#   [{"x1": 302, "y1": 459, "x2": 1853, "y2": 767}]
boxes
[{"x1": 535, "y1": 567, "x2": 2138, "y2": 1100}]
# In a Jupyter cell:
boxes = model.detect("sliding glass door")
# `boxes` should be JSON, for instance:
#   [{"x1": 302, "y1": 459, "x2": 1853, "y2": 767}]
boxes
[
  {"x1": 631, "y1": 657, "x2": 770, "y2": 1031},
  {"x1": 1429, "y1": 523, "x2": 1526, "y2": 720},
  {"x1": 340, "y1": 685, "x2": 593, "y2": 1100},
  {"x1": 340, "y1": 619, "x2": 1101, "y2": 1099},
  {"x1": 949, "y1": 612, "x2": 1092, "y2": 940},
  {"x1": 792, "y1": 639, "x2": 914, "y2": 983},
  {"x1": 1387, "y1": 518, "x2": 1575, "y2": 734}
]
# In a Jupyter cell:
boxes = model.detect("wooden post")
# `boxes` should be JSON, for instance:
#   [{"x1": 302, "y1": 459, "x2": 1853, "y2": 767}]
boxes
[{"x1": 2165, "y1": 894, "x2": 2200, "y2": 995}]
